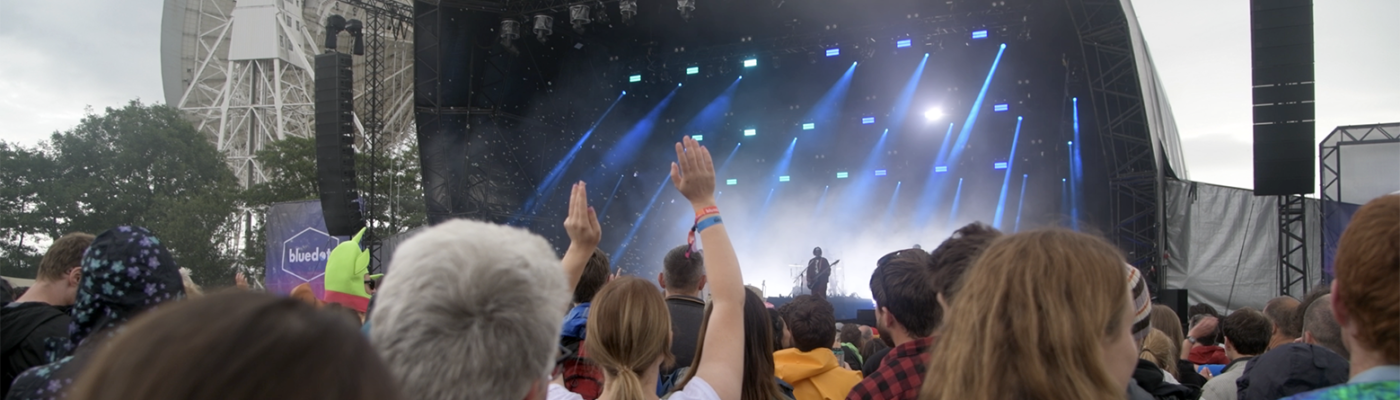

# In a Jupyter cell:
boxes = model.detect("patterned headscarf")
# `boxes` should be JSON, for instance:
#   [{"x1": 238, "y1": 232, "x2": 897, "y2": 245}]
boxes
[{"x1": 7, "y1": 226, "x2": 185, "y2": 400}]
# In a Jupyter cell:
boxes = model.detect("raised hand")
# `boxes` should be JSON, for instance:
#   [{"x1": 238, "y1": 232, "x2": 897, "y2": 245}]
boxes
[
  {"x1": 669, "y1": 136, "x2": 716, "y2": 208},
  {"x1": 560, "y1": 181, "x2": 601, "y2": 293},
  {"x1": 563, "y1": 181, "x2": 601, "y2": 249}
]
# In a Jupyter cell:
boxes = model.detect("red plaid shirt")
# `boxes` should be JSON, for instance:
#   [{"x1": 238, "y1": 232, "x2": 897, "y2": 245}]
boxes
[{"x1": 845, "y1": 336, "x2": 935, "y2": 400}]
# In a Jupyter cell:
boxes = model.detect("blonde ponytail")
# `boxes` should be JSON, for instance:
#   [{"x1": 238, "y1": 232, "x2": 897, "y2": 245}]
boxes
[{"x1": 586, "y1": 277, "x2": 675, "y2": 400}]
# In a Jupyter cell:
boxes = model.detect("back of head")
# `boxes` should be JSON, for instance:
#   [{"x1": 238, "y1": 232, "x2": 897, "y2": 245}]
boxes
[
  {"x1": 37, "y1": 232, "x2": 94, "y2": 282},
  {"x1": 1302, "y1": 294, "x2": 1348, "y2": 359},
  {"x1": 1188, "y1": 303, "x2": 1220, "y2": 320},
  {"x1": 1332, "y1": 194, "x2": 1399, "y2": 364},
  {"x1": 922, "y1": 229, "x2": 1129, "y2": 400},
  {"x1": 869, "y1": 248, "x2": 940, "y2": 337},
  {"x1": 69, "y1": 291, "x2": 399, "y2": 400},
  {"x1": 929, "y1": 222, "x2": 1002, "y2": 304},
  {"x1": 574, "y1": 248, "x2": 611, "y2": 304},
  {"x1": 662, "y1": 245, "x2": 704, "y2": 293},
  {"x1": 768, "y1": 308, "x2": 787, "y2": 351},
  {"x1": 1140, "y1": 328, "x2": 1179, "y2": 379},
  {"x1": 1291, "y1": 285, "x2": 1330, "y2": 340},
  {"x1": 1150, "y1": 304, "x2": 1185, "y2": 347},
  {"x1": 586, "y1": 277, "x2": 674, "y2": 400},
  {"x1": 1264, "y1": 296, "x2": 1302, "y2": 338},
  {"x1": 71, "y1": 226, "x2": 185, "y2": 348},
  {"x1": 840, "y1": 323, "x2": 863, "y2": 347},
  {"x1": 781, "y1": 295, "x2": 836, "y2": 352},
  {"x1": 371, "y1": 219, "x2": 568, "y2": 400},
  {"x1": 1222, "y1": 308, "x2": 1272, "y2": 356}
]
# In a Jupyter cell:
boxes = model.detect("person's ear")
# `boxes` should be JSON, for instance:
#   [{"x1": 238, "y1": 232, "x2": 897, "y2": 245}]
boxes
[
  {"x1": 1302, "y1": 332, "x2": 1315, "y2": 344},
  {"x1": 67, "y1": 267, "x2": 82, "y2": 286},
  {"x1": 1224, "y1": 336, "x2": 1235, "y2": 352},
  {"x1": 696, "y1": 275, "x2": 707, "y2": 291},
  {"x1": 936, "y1": 292, "x2": 949, "y2": 311},
  {"x1": 658, "y1": 273, "x2": 667, "y2": 290}
]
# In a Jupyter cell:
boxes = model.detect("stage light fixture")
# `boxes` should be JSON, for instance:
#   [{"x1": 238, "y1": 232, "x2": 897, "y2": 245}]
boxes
[
  {"x1": 994, "y1": 162, "x2": 1008, "y2": 170},
  {"x1": 1067, "y1": 141, "x2": 1073, "y2": 145},
  {"x1": 779, "y1": 175, "x2": 791, "y2": 182},
  {"x1": 744, "y1": 129, "x2": 757, "y2": 136},
  {"x1": 836, "y1": 172, "x2": 849, "y2": 179},
  {"x1": 677, "y1": 0, "x2": 695, "y2": 21},
  {"x1": 628, "y1": 74, "x2": 641, "y2": 82},
  {"x1": 570, "y1": 5, "x2": 591, "y2": 32},
  {"x1": 825, "y1": 48, "x2": 840, "y2": 57},
  {"x1": 342, "y1": 19, "x2": 365, "y2": 55},
  {"x1": 499, "y1": 19, "x2": 521, "y2": 48},
  {"x1": 802, "y1": 123, "x2": 815, "y2": 130},
  {"x1": 923, "y1": 107, "x2": 943, "y2": 121},
  {"x1": 686, "y1": 66, "x2": 699, "y2": 75},
  {"x1": 532, "y1": 14, "x2": 553, "y2": 42},
  {"x1": 972, "y1": 30, "x2": 988, "y2": 39},
  {"x1": 691, "y1": 135, "x2": 703, "y2": 141},
  {"x1": 619, "y1": 0, "x2": 638, "y2": 22},
  {"x1": 324, "y1": 15, "x2": 346, "y2": 50},
  {"x1": 896, "y1": 39, "x2": 912, "y2": 48},
  {"x1": 743, "y1": 59, "x2": 758, "y2": 67},
  {"x1": 862, "y1": 117, "x2": 875, "y2": 124},
  {"x1": 875, "y1": 170, "x2": 887, "y2": 176},
  {"x1": 993, "y1": 103, "x2": 1009, "y2": 112},
  {"x1": 935, "y1": 166, "x2": 948, "y2": 172},
  {"x1": 726, "y1": 179, "x2": 737, "y2": 185}
]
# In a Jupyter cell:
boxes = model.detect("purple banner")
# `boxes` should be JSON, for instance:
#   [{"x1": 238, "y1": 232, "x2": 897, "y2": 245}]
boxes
[
  {"x1": 264, "y1": 200, "x2": 343, "y2": 298},
  {"x1": 1322, "y1": 200, "x2": 1362, "y2": 280}
]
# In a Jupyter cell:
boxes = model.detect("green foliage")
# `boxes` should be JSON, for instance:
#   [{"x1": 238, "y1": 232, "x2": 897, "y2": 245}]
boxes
[
  {"x1": 2, "y1": 100, "x2": 428, "y2": 287},
  {"x1": 0, "y1": 101, "x2": 240, "y2": 284}
]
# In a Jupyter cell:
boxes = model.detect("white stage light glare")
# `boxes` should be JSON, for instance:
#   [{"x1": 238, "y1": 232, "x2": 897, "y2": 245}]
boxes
[{"x1": 923, "y1": 107, "x2": 943, "y2": 121}]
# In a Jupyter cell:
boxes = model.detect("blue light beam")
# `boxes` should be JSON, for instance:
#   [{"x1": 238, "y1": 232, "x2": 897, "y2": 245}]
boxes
[
  {"x1": 612, "y1": 175, "x2": 672, "y2": 262},
  {"x1": 514, "y1": 93, "x2": 626, "y2": 222},
  {"x1": 992, "y1": 116, "x2": 1024, "y2": 228},
  {"x1": 1014, "y1": 174, "x2": 1028, "y2": 232}
]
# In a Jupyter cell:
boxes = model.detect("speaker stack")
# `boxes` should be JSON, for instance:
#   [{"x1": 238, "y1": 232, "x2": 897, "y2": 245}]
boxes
[
  {"x1": 314, "y1": 52, "x2": 366, "y2": 237},
  {"x1": 1251, "y1": 0, "x2": 1315, "y2": 195}
]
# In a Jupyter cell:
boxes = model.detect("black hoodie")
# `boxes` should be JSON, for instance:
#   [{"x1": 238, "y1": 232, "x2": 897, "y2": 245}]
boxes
[
  {"x1": 0, "y1": 302, "x2": 71, "y2": 399},
  {"x1": 1129, "y1": 359, "x2": 1200, "y2": 400}
]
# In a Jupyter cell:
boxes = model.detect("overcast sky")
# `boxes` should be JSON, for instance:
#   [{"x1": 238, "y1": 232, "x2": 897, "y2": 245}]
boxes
[{"x1": 1, "y1": 0, "x2": 1396, "y2": 190}]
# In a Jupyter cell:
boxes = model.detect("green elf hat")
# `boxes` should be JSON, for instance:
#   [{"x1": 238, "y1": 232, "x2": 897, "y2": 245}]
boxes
[{"x1": 324, "y1": 227, "x2": 373, "y2": 313}]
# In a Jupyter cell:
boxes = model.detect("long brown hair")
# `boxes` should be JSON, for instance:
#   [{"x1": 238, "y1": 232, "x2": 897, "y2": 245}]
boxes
[
  {"x1": 674, "y1": 290, "x2": 787, "y2": 400},
  {"x1": 586, "y1": 277, "x2": 675, "y2": 400},
  {"x1": 919, "y1": 229, "x2": 1129, "y2": 400},
  {"x1": 68, "y1": 291, "x2": 399, "y2": 400}
]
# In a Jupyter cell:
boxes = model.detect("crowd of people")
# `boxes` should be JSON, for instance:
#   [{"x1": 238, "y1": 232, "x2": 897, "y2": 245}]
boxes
[{"x1": 0, "y1": 137, "x2": 1395, "y2": 400}]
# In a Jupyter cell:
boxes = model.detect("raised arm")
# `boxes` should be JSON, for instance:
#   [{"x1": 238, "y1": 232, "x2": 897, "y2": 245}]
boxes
[
  {"x1": 560, "y1": 181, "x2": 602, "y2": 293},
  {"x1": 671, "y1": 137, "x2": 744, "y2": 400}
]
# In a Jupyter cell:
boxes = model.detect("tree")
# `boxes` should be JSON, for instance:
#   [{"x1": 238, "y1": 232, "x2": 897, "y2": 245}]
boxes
[
  {"x1": 0, "y1": 101, "x2": 241, "y2": 284},
  {"x1": 236, "y1": 135, "x2": 426, "y2": 278}
]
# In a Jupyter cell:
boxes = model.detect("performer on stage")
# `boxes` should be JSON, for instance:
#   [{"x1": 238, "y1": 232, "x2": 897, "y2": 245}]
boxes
[{"x1": 806, "y1": 247, "x2": 835, "y2": 299}]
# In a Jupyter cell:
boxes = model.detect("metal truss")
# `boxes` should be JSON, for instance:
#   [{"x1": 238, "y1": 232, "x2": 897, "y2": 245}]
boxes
[
  {"x1": 1277, "y1": 194, "x2": 1308, "y2": 296},
  {"x1": 1065, "y1": 0, "x2": 1164, "y2": 291},
  {"x1": 171, "y1": 0, "x2": 416, "y2": 189},
  {"x1": 1318, "y1": 123, "x2": 1399, "y2": 283}
]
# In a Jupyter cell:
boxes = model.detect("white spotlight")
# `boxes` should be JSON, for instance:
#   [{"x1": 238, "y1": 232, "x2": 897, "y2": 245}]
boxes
[{"x1": 923, "y1": 107, "x2": 944, "y2": 121}]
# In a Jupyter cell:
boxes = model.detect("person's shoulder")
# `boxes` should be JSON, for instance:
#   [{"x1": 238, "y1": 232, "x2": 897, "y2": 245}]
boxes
[
  {"x1": 1281, "y1": 381, "x2": 1400, "y2": 400},
  {"x1": 668, "y1": 376, "x2": 721, "y2": 400}
]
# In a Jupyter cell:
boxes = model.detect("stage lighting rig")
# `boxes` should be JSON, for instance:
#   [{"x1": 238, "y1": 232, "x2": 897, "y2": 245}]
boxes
[
  {"x1": 594, "y1": 1, "x2": 610, "y2": 23},
  {"x1": 324, "y1": 15, "x2": 346, "y2": 52},
  {"x1": 677, "y1": 0, "x2": 695, "y2": 21},
  {"x1": 345, "y1": 18, "x2": 365, "y2": 55},
  {"x1": 533, "y1": 14, "x2": 553, "y2": 42},
  {"x1": 500, "y1": 18, "x2": 520, "y2": 49},
  {"x1": 619, "y1": 0, "x2": 638, "y2": 23},
  {"x1": 570, "y1": 4, "x2": 590, "y2": 32}
]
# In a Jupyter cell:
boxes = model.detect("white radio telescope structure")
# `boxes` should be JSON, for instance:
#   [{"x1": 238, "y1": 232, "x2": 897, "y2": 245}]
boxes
[{"x1": 160, "y1": 0, "x2": 415, "y2": 187}]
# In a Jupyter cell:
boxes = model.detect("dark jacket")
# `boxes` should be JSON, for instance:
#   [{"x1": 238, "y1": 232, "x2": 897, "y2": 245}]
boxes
[
  {"x1": 5, "y1": 227, "x2": 185, "y2": 400},
  {"x1": 861, "y1": 347, "x2": 892, "y2": 377},
  {"x1": 665, "y1": 294, "x2": 706, "y2": 374},
  {"x1": 1236, "y1": 343, "x2": 1350, "y2": 400},
  {"x1": 1176, "y1": 359, "x2": 1209, "y2": 390},
  {"x1": 1130, "y1": 359, "x2": 1199, "y2": 400},
  {"x1": 1, "y1": 303, "x2": 71, "y2": 399}
]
